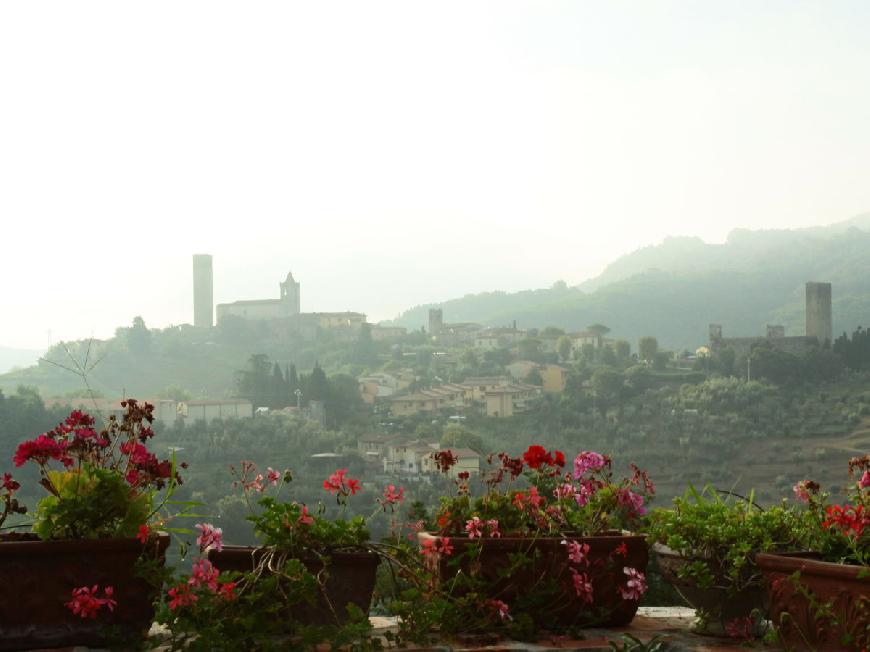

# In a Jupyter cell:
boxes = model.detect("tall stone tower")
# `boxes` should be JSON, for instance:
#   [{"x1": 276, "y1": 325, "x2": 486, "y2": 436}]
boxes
[
  {"x1": 192, "y1": 254, "x2": 214, "y2": 328},
  {"x1": 428, "y1": 308, "x2": 443, "y2": 335},
  {"x1": 280, "y1": 271, "x2": 301, "y2": 315},
  {"x1": 806, "y1": 282, "x2": 832, "y2": 346}
]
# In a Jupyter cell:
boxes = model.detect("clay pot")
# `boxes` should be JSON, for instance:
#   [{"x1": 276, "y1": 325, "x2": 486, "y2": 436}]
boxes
[
  {"x1": 757, "y1": 552, "x2": 870, "y2": 652},
  {"x1": 653, "y1": 542, "x2": 767, "y2": 636},
  {"x1": 208, "y1": 545, "x2": 379, "y2": 625},
  {"x1": 0, "y1": 533, "x2": 169, "y2": 650},
  {"x1": 418, "y1": 531, "x2": 648, "y2": 629}
]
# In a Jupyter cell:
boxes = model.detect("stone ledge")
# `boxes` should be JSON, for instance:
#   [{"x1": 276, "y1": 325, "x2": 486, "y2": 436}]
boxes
[{"x1": 24, "y1": 608, "x2": 780, "y2": 651}]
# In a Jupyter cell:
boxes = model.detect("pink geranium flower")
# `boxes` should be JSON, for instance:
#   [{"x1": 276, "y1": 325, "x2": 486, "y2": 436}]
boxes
[
  {"x1": 486, "y1": 598, "x2": 512, "y2": 621},
  {"x1": 195, "y1": 523, "x2": 223, "y2": 552},
  {"x1": 136, "y1": 524, "x2": 151, "y2": 544},
  {"x1": 465, "y1": 517, "x2": 483, "y2": 538},
  {"x1": 65, "y1": 585, "x2": 117, "y2": 619},
  {"x1": 297, "y1": 505, "x2": 315, "y2": 526},
  {"x1": 573, "y1": 451, "x2": 606, "y2": 479},
  {"x1": 323, "y1": 468, "x2": 361, "y2": 496},
  {"x1": 562, "y1": 540, "x2": 590, "y2": 566},
  {"x1": 168, "y1": 583, "x2": 198, "y2": 611},
  {"x1": 189, "y1": 558, "x2": 220, "y2": 591},
  {"x1": 569, "y1": 568, "x2": 594, "y2": 604},
  {"x1": 619, "y1": 567, "x2": 647, "y2": 601}
]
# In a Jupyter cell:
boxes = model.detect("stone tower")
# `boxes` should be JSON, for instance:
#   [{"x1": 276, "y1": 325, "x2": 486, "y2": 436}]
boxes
[
  {"x1": 708, "y1": 324, "x2": 722, "y2": 342},
  {"x1": 192, "y1": 254, "x2": 213, "y2": 328},
  {"x1": 805, "y1": 282, "x2": 832, "y2": 346},
  {"x1": 280, "y1": 271, "x2": 301, "y2": 315},
  {"x1": 429, "y1": 308, "x2": 443, "y2": 335}
]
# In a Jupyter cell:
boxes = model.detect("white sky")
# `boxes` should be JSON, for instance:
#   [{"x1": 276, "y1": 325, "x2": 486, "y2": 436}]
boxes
[{"x1": 2, "y1": 1, "x2": 870, "y2": 349}]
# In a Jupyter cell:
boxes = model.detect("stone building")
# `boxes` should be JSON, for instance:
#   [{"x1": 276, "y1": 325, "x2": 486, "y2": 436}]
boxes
[
  {"x1": 709, "y1": 281, "x2": 833, "y2": 356},
  {"x1": 806, "y1": 282, "x2": 833, "y2": 346},
  {"x1": 216, "y1": 271, "x2": 302, "y2": 322},
  {"x1": 192, "y1": 254, "x2": 213, "y2": 328}
]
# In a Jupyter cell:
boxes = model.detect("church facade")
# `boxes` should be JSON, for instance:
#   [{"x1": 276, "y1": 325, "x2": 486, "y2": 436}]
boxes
[{"x1": 216, "y1": 271, "x2": 301, "y2": 322}]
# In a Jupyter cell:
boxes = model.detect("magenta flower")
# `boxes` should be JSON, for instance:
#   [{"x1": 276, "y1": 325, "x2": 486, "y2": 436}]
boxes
[
  {"x1": 486, "y1": 519, "x2": 501, "y2": 538},
  {"x1": 267, "y1": 467, "x2": 282, "y2": 486},
  {"x1": 793, "y1": 480, "x2": 811, "y2": 503},
  {"x1": 617, "y1": 488, "x2": 646, "y2": 516},
  {"x1": 189, "y1": 558, "x2": 220, "y2": 591},
  {"x1": 381, "y1": 484, "x2": 405, "y2": 505},
  {"x1": 195, "y1": 523, "x2": 223, "y2": 552},
  {"x1": 465, "y1": 517, "x2": 483, "y2": 538},
  {"x1": 573, "y1": 451, "x2": 606, "y2": 479},
  {"x1": 574, "y1": 479, "x2": 595, "y2": 507},
  {"x1": 860, "y1": 470, "x2": 870, "y2": 490},
  {"x1": 569, "y1": 568, "x2": 594, "y2": 604},
  {"x1": 65, "y1": 585, "x2": 117, "y2": 619},
  {"x1": 421, "y1": 537, "x2": 454, "y2": 556},
  {"x1": 323, "y1": 468, "x2": 361, "y2": 496},
  {"x1": 486, "y1": 598, "x2": 512, "y2": 621},
  {"x1": 297, "y1": 505, "x2": 314, "y2": 526},
  {"x1": 136, "y1": 524, "x2": 151, "y2": 544},
  {"x1": 168, "y1": 583, "x2": 198, "y2": 611},
  {"x1": 562, "y1": 540, "x2": 590, "y2": 566},
  {"x1": 619, "y1": 567, "x2": 647, "y2": 601}
]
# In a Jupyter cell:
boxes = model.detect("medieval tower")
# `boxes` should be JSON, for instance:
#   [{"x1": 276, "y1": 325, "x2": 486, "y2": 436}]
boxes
[
  {"x1": 280, "y1": 271, "x2": 301, "y2": 315},
  {"x1": 428, "y1": 308, "x2": 443, "y2": 336},
  {"x1": 192, "y1": 254, "x2": 214, "y2": 328},
  {"x1": 805, "y1": 281, "x2": 832, "y2": 346}
]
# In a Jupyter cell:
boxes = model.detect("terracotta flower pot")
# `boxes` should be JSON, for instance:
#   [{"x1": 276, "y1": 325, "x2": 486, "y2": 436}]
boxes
[
  {"x1": 208, "y1": 545, "x2": 379, "y2": 625},
  {"x1": 0, "y1": 533, "x2": 169, "y2": 650},
  {"x1": 757, "y1": 552, "x2": 870, "y2": 652},
  {"x1": 418, "y1": 531, "x2": 648, "y2": 629},
  {"x1": 653, "y1": 542, "x2": 766, "y2": 636}
]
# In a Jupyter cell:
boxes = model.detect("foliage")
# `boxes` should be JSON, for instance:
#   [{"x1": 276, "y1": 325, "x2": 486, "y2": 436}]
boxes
[
  {"x1": 33, "y1": 466, "x2": 151, "y2": 539},
  {"x1": 8, "y1": 400, "x2": 191, "y2": 540},
  {"x1": 154, "y1": 535, "x2": 379, "y2": 651},
  {"x1": 646, "y1": 485, "x2": 815, "y2": 592},
  {"x1": 381, "y1": 446, "x2": 654, "y2": 643},
  {"x1": 638, "y1": 337, "x2": 658, "y2": 363},
  {"x1": 157, "y1": 462, "x2": 403, "y2": 650},
  {"x1": 429, "y1": 446, "x2": 653, "y2": 537}
]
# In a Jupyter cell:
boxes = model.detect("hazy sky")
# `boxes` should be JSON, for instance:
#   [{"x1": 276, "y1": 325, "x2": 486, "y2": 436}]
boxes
[{"x1": 2, "y1": 2, "x2": 870, "y2": 349}]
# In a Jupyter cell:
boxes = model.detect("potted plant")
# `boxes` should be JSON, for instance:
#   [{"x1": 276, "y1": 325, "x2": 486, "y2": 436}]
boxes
[
  {"x1": 156, "y1": 462, "x2": 400, "y2": 650},
  {"x1": 390, "y1": 446, "x2": 653, "y2": 642},
  {"x1": 646, "y1": 485, "x2": 814, "y2": 638},
  {"x1": 757, "y1": 455, "x2": 870, "y2": 652},
  {"x1": 0, "y1": 400, "x2": 189, "y2": 650}
]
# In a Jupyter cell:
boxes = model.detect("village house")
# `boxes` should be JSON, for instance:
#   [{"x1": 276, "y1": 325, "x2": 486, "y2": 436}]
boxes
[
  {"x1": 568, "y1": 330, "x2": 605, "y2": 355},
  {"x1": 369, "y1": 325, "x2": 408, "y2": 341},
  {"x1": 382, "y1": 440, "x2": 440, "y2": 475},
  {"x1": 176, "y1": 399, "x2": 255, "y2": 422},
  {"x1": 420, "y1": 447, "x2": 481, "y2": 478},
  {"x1": 484, "y1": 384, "x2": 542, "y2": 418},
  {"x1": 43, "y1": 397, "x2": 180, "y2": 425},
  {"x1": 539, "y1": 364, "x2": 568, "y2": 393},
  {"x1": 473, "y1": 326, "x2": 526, "y2": 351}
]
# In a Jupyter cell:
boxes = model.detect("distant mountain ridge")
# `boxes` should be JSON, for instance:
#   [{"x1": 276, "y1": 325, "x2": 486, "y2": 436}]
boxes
[{"x1": 391, "y1": 213, "x2": 870, "y2": 350}]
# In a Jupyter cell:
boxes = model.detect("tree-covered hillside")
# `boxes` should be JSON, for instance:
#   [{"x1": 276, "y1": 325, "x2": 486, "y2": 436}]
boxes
[{"x1": 390, "y1": 214, "x2": 870, "y2": 349}]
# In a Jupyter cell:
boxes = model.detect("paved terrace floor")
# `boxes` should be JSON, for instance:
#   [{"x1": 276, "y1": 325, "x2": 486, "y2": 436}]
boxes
[{"x1": 29, "y1": 608, "x2": 784, "y2": 651}]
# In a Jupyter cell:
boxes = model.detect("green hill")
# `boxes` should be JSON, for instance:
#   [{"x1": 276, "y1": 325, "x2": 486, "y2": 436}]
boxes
[{"x1": 391, "y1": 213, "x2": 870, "y2": 350}]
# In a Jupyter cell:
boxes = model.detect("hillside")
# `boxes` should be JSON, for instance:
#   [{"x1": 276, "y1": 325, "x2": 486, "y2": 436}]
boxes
[{"x1": 391, "y1": 213, "x2": 870, "y2": 350}]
